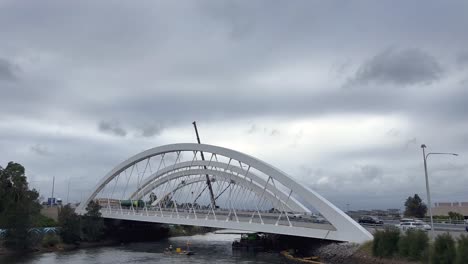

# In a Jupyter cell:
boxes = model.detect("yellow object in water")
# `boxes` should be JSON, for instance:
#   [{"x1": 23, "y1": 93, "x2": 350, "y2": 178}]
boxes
[{"x1": 176, "y1": 248, "x2": 182, "y2": 253}]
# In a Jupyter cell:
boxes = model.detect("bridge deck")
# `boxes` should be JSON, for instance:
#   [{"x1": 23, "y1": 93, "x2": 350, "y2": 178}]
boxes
[{"x1": 97, "y1": 207, "x2": 339, "y2": 241}]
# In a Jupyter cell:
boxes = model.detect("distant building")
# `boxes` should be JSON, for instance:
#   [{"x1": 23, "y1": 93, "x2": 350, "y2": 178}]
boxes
[{"x1": 432, "y1": 202, "x2": 468, "y2": 217}]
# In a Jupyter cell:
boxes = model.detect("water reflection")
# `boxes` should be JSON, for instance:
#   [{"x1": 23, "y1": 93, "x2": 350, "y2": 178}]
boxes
[{"x1": 0, "y1": 233, "x2": 283, "y2": 264}]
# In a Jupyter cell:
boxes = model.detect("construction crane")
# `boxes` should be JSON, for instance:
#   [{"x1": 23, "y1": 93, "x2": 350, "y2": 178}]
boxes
[{"x1": 192, "y1": 121, "x2": 217, "y2": 209}]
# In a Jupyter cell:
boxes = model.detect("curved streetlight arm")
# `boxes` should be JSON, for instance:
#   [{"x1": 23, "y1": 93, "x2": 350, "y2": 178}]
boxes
[{"x1": 426, "y1": 152, "x2": 459, "y2": 160}]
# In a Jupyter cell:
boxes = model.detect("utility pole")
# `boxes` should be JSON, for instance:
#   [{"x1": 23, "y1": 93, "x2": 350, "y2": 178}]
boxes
[
  {"x1": 192, "y1": 121, "x2": 217, "y2": 209},
  {"x1": 51, "y1": 176, "x2": 55, "y2": 199},
  {"x1": 66, "y1": 178, "x2": 71, "y2": 205}
]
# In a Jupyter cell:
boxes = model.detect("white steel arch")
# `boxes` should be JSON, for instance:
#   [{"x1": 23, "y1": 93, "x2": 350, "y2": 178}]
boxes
[
  {"x1": 129, "y1": 162, "x2": 309, "y2": 212},
  {"x1": 77, "y1": 143, "x2": 372, "y2": 243},
  {"x1": 130, "y1": 168, "x2": 305, "y2": 212}
]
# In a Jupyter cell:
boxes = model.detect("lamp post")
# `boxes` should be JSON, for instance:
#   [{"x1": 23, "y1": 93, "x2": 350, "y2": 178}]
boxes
[{"x1": 421, "y1": 144, "x2": 458, "y2": 239}]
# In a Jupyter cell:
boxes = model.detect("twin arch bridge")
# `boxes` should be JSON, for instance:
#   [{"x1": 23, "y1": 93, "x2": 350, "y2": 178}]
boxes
[{"x1": 76, "y1": 143, "x2": 372, "y2": 243}]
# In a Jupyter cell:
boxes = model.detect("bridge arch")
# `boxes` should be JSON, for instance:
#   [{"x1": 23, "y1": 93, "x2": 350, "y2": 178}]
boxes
[
  {"x1": 129, "y1": 168, "x2": 306, "y2": 212},
  {"x1": 128, "y1": 162, "x2": 308, "y2": 212},
  {"x1": 77, "y1": 143, "x2": 372, "y2": 243}
]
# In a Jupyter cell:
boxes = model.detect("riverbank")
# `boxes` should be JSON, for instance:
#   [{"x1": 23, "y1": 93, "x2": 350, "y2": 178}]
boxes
[
  {"x1": 313, "y1": 242, "x2": 419, "y2": 264},
  {"x1": 0, "y1": 240, "x2": 119, "y2": 256}
]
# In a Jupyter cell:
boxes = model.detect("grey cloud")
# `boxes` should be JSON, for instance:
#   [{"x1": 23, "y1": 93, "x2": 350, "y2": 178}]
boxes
[
  {"x1": 357, "y1": 165, "x2": 382, "y2": 181},
  {"x1": 405, "y1": 138, "x2": 418, "y2": 149},
  {"x1": 456, "y1": 51, "x2": 468, "y2": 67},
  {"x1": 349, "y1": 48, "x2": 443, "y2": 86},
  {"x1": 1, "y1": 1, "x2": 468, "y2": 209},
  {"x1": 270, "y1": 129, "x2": 280, "y2": 137},
  {"x1": 246, "y1": 124, "x2": 257, "y2": 134},
  {"x1": 30, "y1": 144, "x2": 52, "y2": 156},
  {"x1": 386, "y1": 128, "x2": 401, "y2": 138},
  {"x1": 290, "y1": 130, "x2": 303, "y2": 148},
  {"x1": 98, "y1": 120, "x2": 127, "y2": 137},
  {"x1": 0, "y1": 58, "x2": 17, "y2": 81},
  {"x1": 139, "y1": 123, "x2": 164, "y2": 138}
]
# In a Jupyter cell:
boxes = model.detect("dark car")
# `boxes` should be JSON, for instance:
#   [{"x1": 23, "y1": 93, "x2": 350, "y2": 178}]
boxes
[{"x1": 358, "y1": 216, "x2": 384, "y2": 225}]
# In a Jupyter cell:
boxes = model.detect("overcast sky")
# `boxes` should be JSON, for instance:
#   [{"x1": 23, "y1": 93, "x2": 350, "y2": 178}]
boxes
[{"x1": 1, "y1": 1, "x2": 467, "y2": 211}]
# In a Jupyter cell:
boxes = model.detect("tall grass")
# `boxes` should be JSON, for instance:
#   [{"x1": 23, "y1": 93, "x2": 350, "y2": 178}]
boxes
[
  {"x1": 398, "y1": 230, "x2": 429, "y2": 261},
  {"x1": 372, "y1": 228, "x2": 400, "y2": 258},
  {"x1": 431, "y1": 233, "x2": 456, "y2": 264},
  {"x1": 456, "y1": 234, "x2": 468, "y2": 264}
]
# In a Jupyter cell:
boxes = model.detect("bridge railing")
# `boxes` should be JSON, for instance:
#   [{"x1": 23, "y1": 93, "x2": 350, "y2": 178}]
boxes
[{"x1": 99, "y1": 204, "x2": 332, "y2": 228}]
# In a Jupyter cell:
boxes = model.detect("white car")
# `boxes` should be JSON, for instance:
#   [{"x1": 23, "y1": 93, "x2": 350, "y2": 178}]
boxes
[
  {"x1": 395, "y1": 218, "x2": 430, "y2": 230},
  {"x1": 398, "y1": 222, "x2": 427, "y2": 232},
  {"x1": 286, "y1": 212, "x2": 303, "y2": 219},
  {"x1": 414, "y1": 219, "x2": 432, "y2": 230}
]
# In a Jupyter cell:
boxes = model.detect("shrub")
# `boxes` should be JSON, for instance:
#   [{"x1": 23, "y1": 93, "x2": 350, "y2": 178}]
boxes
[
  {"x1": 398, "y1": 230, "x2": 429, "y2": 261},
  {"x1": 33, "y1": 214, "x2": 58, "y2": 228},
  {"x1": 58, "y1": 205, "x2": 80, "y2": 244},
  {"x1": 432, "y1": 233, "x2": 456, "y2": 264},
  {"x1": 41, "y1": 233, "x2": 60, "y2": 248},
  {"x1": 372, "y1": 228, "x2": 400, "y2": 258},
  {"x1": 456, "y1": 234, "x2": 468, "y2": 264}
]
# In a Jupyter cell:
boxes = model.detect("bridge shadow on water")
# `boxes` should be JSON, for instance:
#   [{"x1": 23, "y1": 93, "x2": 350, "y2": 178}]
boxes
[
  {"x1": 104, "y1": 218, "x2": 335, "y2": 253},
  {"x1": 104, "y1": 219, "x2": 170, "y2": 243}
]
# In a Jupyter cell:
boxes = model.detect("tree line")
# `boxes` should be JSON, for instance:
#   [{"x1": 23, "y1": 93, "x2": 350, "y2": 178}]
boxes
[{"x1": 0, "y1": 162, "x2": 104, "y2": 251}]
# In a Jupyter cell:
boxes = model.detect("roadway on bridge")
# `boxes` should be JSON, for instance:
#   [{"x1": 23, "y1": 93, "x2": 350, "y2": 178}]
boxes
[{"x1": 101, "y1": 207, "x2": 335, "y2": 231}]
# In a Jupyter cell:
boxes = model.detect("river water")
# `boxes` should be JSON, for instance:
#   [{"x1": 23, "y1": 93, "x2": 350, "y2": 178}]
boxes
[{"x1": 0, "y1": 233, "x2": 284, "y2": 264}]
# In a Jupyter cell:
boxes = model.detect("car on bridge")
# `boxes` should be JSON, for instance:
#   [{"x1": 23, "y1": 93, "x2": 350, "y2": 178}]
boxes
[
  {"x1": 286, "y1": 212, "x2": 304, "y2": 219},
  {"x1": 358, "y1": 216, "x2": 383, "y2": 225}
]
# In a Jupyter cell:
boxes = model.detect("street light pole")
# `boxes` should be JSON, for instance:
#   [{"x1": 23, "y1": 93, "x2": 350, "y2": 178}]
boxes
[
  {"x1": 421, "y1": 144, "x2": 434, "y2": 239},
  {"x1": 421, "y1": 144, "x2": 458, "y2": 239}
]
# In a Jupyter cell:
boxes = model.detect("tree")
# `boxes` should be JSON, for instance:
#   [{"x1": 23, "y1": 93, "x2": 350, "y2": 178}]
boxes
[
  {"x1": 448, "y1": 211, "x2": 464, "y2": 221},
  {"x1": 0, "y1": 162, "x2": 41, "y2": 250},
  {"x1": 81, "y1": 200, "x2": 104, "y2": 242},
  {"x1": 58, "y1": 204, "x2": 81, "y2": 244},
  {"x1": 404, "y1": 194, "x2": 427, "y2": 218}
]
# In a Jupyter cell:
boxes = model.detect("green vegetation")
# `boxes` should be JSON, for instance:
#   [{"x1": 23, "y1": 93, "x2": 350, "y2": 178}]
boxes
[
  {"x1": 0, "y1": 162, "x2": 42, "y2": 251},
  {"x1": 448, "y1": 211, "x2": 464, "y2": 221},
  {"x1": 369, "y1": 227, "x2": 468, "y2": 263},
  {"x1": 404, "y1": 194, "x2": 427, "y2": 218},
  {"x1": 33, "y1": 214, "x2": 58, "y2": 228},
  {"x1": 81, "y1": 200, "x2": 104, "y2": 242},
  {"x1": 58, "y1": 204, "x2": 81, "y2": 244},
  {"x1": 169, "y1": 225, "x2": 213, "y2": 236},
  {"x1": 372, "y1": 228, "x2": 428, "y2": 262},
  {"x1": 398, "y1": 230, "x2": 429, "y2": 261},
  {"x1": 456, "y1": 235, "x2": 468, "y2": 264},
  {"x1": 372, "y1": 228, "x2": 400, "y2": 257},
  {"x1": 41, "y1": 233, "x2": 60, "y2": 248},
  {"x1": 58, "y1": 200, "x2": 105, "y2": 244},
  {"x1": 431, "y1": 233, "x2": 456, "y2": 264},
  {"x1": 1, "y1": 161, "x2": 106, "y2": 252},
  {"x1": 367, "y1": 194, "x2": 467, "y2": 263}
]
